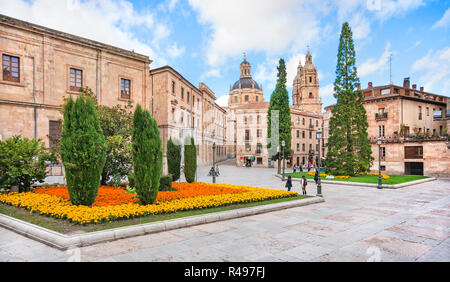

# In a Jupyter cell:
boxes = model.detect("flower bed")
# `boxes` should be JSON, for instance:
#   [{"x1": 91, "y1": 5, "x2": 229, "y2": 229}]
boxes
[
  {"x1": 306, "y1": 171, "x2": 390, "y2": 180},
  {"x1": 0, "y1": 183, "x2": 298, "y2": 225}
]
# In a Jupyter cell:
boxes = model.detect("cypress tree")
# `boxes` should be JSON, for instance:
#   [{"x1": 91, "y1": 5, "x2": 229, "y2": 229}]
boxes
[
  {"x1": 184, "y1": 137, "x2": 197, "y2": 183},
  {"x1": 132, "y1": 105, "x2": 162, "y2": 205},
  {"x1": 167, "y1": 138, "x2": 181, "y2": 181},
  {"x1": 325, "y1": 22, "x2": 373, "y2": 176},
  {"x1": 60, "y1": 95, "x2": 107, "y2": 206},
  {"x1": 267, "y1": 58, "x2": 292, "y2": 174}
]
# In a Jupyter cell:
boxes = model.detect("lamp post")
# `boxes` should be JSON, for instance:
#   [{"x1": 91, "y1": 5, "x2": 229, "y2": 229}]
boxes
[
  {"x1": 212, "y1": 142, "x2": 216, "y2": 184},
  {"x1": 316, "y1": 128, "x2": 323, "y2": 197},
  {"x1": 377, "y1": 137, "x2": 382, "y2": 189},
  {"x1": 281, "y1": 140, "x2": 286, "y2": 181}
]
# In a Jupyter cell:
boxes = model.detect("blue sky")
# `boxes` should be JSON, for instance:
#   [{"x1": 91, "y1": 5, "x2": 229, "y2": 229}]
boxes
[{"x1": 1, "y1": 0, "x2": 449, "y2": 109}]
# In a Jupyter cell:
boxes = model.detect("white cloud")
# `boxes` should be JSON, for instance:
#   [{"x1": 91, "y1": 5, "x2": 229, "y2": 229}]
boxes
[
  {"x1": 202, "y1": 69, "x2": 221, "y2": 79},
  {"x1": 0, "y1": 0, "x2": 174, "y2": 66},
  {"x1": 167, "y1": 42, "x2": 185, "y2": 58},
  {"x1": 358, "y1": 42, "x2": 392, "y2": 77},
  {"x1": 188, "y1": 0, "x2": 320, "y2": 67},
  {"x1": 433, "y1": 7, "x2": 450, "y2": 29},
  {"x1": 411, "y1": 47, "x2": 450, "y2": 96},
  {"x1": 215, "y1": 95, "x2": 229, "y2": 107},
  {"x1": 286, "y1": 53, "x2": 305, "y2": 87},
  {"x1": 320, "y1": 83, "x2": 335, "y2": 98}
]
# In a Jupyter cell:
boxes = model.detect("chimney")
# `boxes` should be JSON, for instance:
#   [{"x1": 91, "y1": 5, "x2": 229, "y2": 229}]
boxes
[
  {"x1": 403, "y1": 77, "x2": 410, "y2": 89},
  {"x1": 412, "y1": 84, "x2": 417, "y2": 90},
  {"x1": 420, "y1": 86, "x2": 424, "y2": 92},
  {"x1": 368, "y1": 82, "x2": 373, "y2": 89}
]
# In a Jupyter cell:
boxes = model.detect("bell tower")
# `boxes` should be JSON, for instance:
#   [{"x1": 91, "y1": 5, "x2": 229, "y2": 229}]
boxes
[
  {"x1": 240, "y1": 53, "x2": 251, "y2": 78},
  {"x1": 292, "y1": 48, "x2": 322, "y2": 113}
]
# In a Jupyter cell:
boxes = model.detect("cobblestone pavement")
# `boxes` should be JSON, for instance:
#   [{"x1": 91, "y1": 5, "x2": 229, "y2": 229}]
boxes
[{"x1": 1, "y1": 161, "x2": 449, "y2": 262}]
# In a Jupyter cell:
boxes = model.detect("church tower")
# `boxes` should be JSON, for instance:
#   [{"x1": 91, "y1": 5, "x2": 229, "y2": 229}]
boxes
[{"x1": 292, "y1": 49, "x2": 322, "y2": 113}]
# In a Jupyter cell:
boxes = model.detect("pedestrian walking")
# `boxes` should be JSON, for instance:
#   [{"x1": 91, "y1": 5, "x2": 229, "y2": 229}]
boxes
[
  {"x1": 301, "y1": 175, "x2": 307, "y2": 195},
  {"x1": 299, "y1": 165, "x2": 303, "y2": 172},
  {"x1": 314, "y1": 167, "x2": 319, "y2": 184},
  {"x1": 293, "y1": 165, "x2": 297, "y2": 173},
  {"x1": 285, "y1": 175, "x2": 293, "y2": 192},
  {"x1": 216, "y1": 164, "x2": 220, "y2": 176}
]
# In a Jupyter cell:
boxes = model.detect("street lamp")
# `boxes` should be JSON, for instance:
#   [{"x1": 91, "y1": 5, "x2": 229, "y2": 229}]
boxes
[
  {"x1": 377, "y1": 137, "x2": 382, "y2": 189},
  {"x1": 281, "y1": 140, "x2": 286, "y2": 181},
  {"x1": 316, "y1": 128, "x2": 323, "y2": 197},
  {"x1": 212, "y1": 142, "x2": 216, "y2": 184}
]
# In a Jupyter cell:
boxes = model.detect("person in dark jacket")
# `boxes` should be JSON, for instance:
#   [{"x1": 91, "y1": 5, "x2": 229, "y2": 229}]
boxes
[
  {"x1": 314, "y1": 167, "x2": 319, "y2": 184},
  {"x1": 285, "y1": 176, "x2": 293, "y2": 191}
]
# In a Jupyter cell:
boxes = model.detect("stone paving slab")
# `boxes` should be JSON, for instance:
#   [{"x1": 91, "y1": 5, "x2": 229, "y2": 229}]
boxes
[{"x1": 1, "y1": 164, "x2": 449, "y2": 262}]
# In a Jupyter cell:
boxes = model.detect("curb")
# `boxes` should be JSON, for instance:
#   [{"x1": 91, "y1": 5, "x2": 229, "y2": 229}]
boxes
[
  {"x1": 0, "y1": 197, "x2": 325, "y2": 250},
  {"x1": 275, "y1": 174, "x2": 436, "y2": 189}
]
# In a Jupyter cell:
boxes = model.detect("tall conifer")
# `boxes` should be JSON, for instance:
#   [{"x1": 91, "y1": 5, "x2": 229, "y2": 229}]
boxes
[
  {"x1": 132, "y1": 105, "x2": 162, "y2": 205},
  {"x1": 167, "y1": 138, "x2": 181, "y2": 181},
  {"x1": 60, "y1": 95, "x2": 107, "y2": 206},
  {"x1": 325, "y1": 22, "x2": 373, "y2": 176},
  {"x1": 267, "y1": 58, "x2": 292, "y2": 174}
]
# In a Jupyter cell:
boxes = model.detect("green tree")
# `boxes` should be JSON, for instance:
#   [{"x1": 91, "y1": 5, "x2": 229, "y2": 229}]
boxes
[
  {"x1": 183, "y1": 137, "x2": 197, "y2": 183},
  {"x1": 267, "y1": 58, "x2": 292, "y2": 174},
  {"x1": 77, "y1": 87, "x2": 133, "y2": 186},
  {"x1": 60, "y1": 95, "x2": 107, "y2": 206},
  {"x1": 167, "y1": 138, "x2": 181, "y2": 182},
  {"x1": 132, "y1": 105, "x2": 162, "y2": 205},
  {"x1": 325, "y1": 22, "x2": 373, "y2": 176},
  {"x1": 0, "y1": 136, "x2": 56, "y2": 192}
]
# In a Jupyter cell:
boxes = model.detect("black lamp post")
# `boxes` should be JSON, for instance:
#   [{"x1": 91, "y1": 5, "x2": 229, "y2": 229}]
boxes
[
  {"x1": 212, "y1": 142, "x2": 216, "y2": 184},
  {"x1": 377, "y1": 137, "x2": 382, "y2": 189},
  {"x1": 316, "y1": 128, "x2": 323, "y2": 197}
]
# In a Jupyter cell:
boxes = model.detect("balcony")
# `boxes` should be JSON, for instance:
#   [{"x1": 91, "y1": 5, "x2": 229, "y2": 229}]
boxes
[{"x1": 375, "y1": 112, "x2": 388, "y2": 120}]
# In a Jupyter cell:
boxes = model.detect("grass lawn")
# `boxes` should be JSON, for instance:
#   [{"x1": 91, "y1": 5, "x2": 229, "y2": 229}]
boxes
[
  {"x1": 285, "y1": 172, "x2": 429, "y2": 185},
  {"x1": 0, "y1": 195, "x2": 309, "y2": 234}
]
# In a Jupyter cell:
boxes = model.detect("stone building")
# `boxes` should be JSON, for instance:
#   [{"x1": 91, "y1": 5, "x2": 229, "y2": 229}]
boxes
[
  {"x1": 0, "y1": 14, "x2": 151, "y2": 178},
  {"x1": 323, "y1": 78, "x2": 450, "y2": 176},
  {"x1": 224, "y1": 52, "x2": 323, "y2": 168},
  {"x1": 134, "y1": 66, "x2": 227, "y2": 174},
  {"x1": 0, "y1": 14, "x2": 226, "y2": 181}
]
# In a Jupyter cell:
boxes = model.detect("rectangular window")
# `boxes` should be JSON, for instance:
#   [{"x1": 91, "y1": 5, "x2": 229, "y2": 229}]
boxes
[
  {"x1": 49, "y1": 120, "x2": 62, "y2": 152},
  {"x1": 187, "y1": 91, "x2": 190, "y2": 104},
  {"x1": 257, "y1": 157, "x2": 263, "y2": 165},
  {"x1": 256, "y1": 143, "x2": 262, "y2": 154},
  {"x1": 297, "y1": 143, "x2": 300, "y2": 151},
  {"x1": 2, "y1": 54, "x2": 20, "y2": 82},
  {"x1": 120, "y1": 78, "x2": 131, "y2": 99},
  {"x1": 296, "y1": 130, "x2": 300, "y2": 138},
  {"x1": 405, "y1": 146, "x2": 423, "y2": 159},
  {"x1": 380, "y1": 147, "x2": 386, "y2": 160},
  {"x1": 379, "y1": 125, "x2": 385, "y2": 137},
  {"x1": 302, "y1": 143, "x2": 305, "y2": 152},
  {"x1": 257, "y1": 129, "x2": 262, "y2": 138},
  {"x1": 245, "y1": 95, "x2": 249, "y2": 102},
  {"x1": 181, "y1": 87, "x2": 184, "y2": 100},
  {"x1": 245, "y1": 129, "x2": 250, "y2": 141},
  {"x1": 70, "y1": 68, "x2": 83, "y2": 91},
  {"x1": 418, "y1": 106, "x2": 422, "y2": 120},
  {"x1": 309, "y1": 131, "x2": 312, "y2": 139},
  {"x1": 171, "y1": 81, "x2": 175, "y2": 94},
  {"x1": 302, "y1": 131, "x2": 305, "y2": 138}
]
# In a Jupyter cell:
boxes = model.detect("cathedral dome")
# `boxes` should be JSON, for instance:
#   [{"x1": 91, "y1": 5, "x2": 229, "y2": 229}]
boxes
[{"x1": 231, "y1": 77, "x2": 261, "y2": 90}]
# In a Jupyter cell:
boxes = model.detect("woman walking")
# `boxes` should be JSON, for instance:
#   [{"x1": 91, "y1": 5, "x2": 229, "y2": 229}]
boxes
[
  {"x1": 285, "y1": 175, "x2": 293, "y2": 192},
  {"x1": 301, "y1": 175, "x2": 307, "y2": 195}
]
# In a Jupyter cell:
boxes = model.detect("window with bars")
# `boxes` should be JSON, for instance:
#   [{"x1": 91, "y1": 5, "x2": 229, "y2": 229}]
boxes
[
  {"x1": 70, "y1": 68, "x2": 82, "y2": 91},
  {"x1": 3, "y1": 54, "x2": 20, "y2": 83},
  {"x1": 49, "y1": 120, "x2": 62, "y2": 152},
  {"x1": 120, "y1": 78, "x2": 131, "y2": 99}
]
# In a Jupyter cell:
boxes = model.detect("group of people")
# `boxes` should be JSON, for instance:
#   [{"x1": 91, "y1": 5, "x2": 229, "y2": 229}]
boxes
[
  {"x1": 285, "y1": 167, "x2": 320, "y2": 195},
  {"x1": 292, "y1": 162, "x2": 314, "y2": 173},
  {"x1": 208, "y1": 165, "x2": 220, "y2": 177}
]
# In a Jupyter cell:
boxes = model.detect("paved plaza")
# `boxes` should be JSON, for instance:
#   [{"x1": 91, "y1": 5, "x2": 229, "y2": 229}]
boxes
[{"x1": 0, "y1": 160, "x2": 449, "y2": 262}]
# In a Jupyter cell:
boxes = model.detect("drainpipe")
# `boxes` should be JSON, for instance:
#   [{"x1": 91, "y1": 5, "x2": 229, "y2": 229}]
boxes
[
  {"x1": 33, "y1": 56, "x2": 37, "y2": 139},
  {"x1": 96, "y1": 49, "x2": 100, "y2": 102}
]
